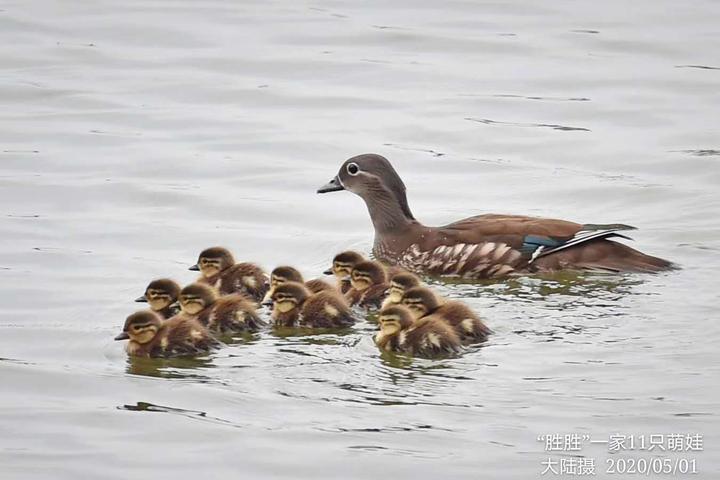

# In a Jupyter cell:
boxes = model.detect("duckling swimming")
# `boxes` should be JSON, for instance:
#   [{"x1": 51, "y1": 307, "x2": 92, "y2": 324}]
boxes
[
  {"x1": 262, "y1": 265, "x2": 336, "y2": 304},
  {"x1": 324, "y1": 250, "x2": 366, "y2": 293},
  {"x1": 347, "y1": 260, "x2": 390, "y2": 309},
  {"x1": 190, "y1": 246, "x2": 268, "y2": 302},
  {"x1": 401, "y1": 286, "x2": 490, "y2": 343},
  {"x1": 114, "y1": 310, "x2": 215, "y2": 358},
  {"x1": 135, "y1": 278, "x2": 181, "y2": 319},
  {"x1": 179, "y1": 283, "x2": 265, "y2": 335},
  {"x1": 375, "y1": 305, "x2": 461, "y2": 357},
  {"x1": 381, "y1": 272, "x2": 422, "y2": 309},
  {"x1": 266, "y1": 281, "x2": 356, "y2": 328}
]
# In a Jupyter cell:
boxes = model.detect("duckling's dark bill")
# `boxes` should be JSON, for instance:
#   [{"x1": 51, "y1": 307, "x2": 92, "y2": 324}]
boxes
[
  {"x1": 317, "y1": 176, "x2": 344, "y2": 193},
  {"x1": 114, "y1": 332, "x2": 129, "y2": 341},
  {"x1": 188, "y1": 264, "x2": 200, "y2": 271},
  {"x1": 135, "y1": 295, "x2": 147, "y2": 302}
]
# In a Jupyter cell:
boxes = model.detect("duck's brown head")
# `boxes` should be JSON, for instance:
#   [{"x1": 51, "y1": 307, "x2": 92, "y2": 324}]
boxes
[
  {"x1": 263, "y1": 266, "x2": 305, "y2": 304},
  {"x1": 316, "y1": 154, "x2": 415, "y2": 224},
  {"x1": 190, "y1": 246, "x2": 235, "y2": 278},
  {"x1": 401, "y1": 286, "x2": 442, "y2": 319},
  {"x1": 115, "y1": 311, "x2": 163, "y2": 344},
  {"x1": 324, "y1": 250, "x2": 365, "y2": 278},
  {"x1": 377, "y1": 305, "x2": 415, "y2": 336},
  {"x1": 136, "y1": 278, "x2": 181, "y2": 312},
  {"x1": 270, "y1": 281, "x2": 311, "y2": 315},
  {"x1": 179, "y1": 283, "x2": 218, "y2": 315},
  {"x1": 350, "y1": 260, "x2": 387, "y2": 292},
  {"x1": 270, "y1": 266, "x2": 304, "y2": 287},
  {"x1": 385, "y1": 272, "x2": 421, "y2": 305}
]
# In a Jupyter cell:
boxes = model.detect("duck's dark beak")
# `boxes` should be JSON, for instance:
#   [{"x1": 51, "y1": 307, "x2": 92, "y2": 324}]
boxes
[
  {"x1": 317, "y1": 176, "x2": 344, "y2": 194},
  {"x1": 114, "y1": 332, "x2": 129, "y2": 341},
  {"x1": 135, "y1": 295, "x2": 147, "y2": 303},
  {"x1": 323, "y1": 268, "x2": 333, "y2": 275},
  {"x1": 261, "y1": 298, "x2": 273, "y2": 307},
  {"x1": 189, "y1": 264, "x2": 200, "y2": 271}
]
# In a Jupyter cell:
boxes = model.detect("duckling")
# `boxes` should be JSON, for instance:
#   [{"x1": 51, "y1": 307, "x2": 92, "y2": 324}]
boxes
[
  {"x1": 190, "y1": 246, "x2": 269, "y2": 302},
  {"x1": 323, "y1": 250, "x2": 366, "y2": 293},
  {"x1": 135, "y1": 278, "x2": 181, "y2": 319},
  {"x1": 381, "y1": 272, "x2": 422, "y2": 309},
  {"x1": 179, "y1": 283, "x2": 265, "y2": 335},
  {"x1": 114, "y1": 310, "x2": 215, "y2": 358},
  {"x1": 347, "y1": 260, "x2": 390, "y2": 309},
  {"x1": 375, "y1": 305, "x2": 461, "y2": 357},
  {"x1": 262, "y1": 265, "x2": 336, "y2": 303},
  {"x1": 267, "y1": 281, "x2": 356, "y2": 328},
  {"x1": 401, "y1": 286, "x2": 491, "y2": 343}
]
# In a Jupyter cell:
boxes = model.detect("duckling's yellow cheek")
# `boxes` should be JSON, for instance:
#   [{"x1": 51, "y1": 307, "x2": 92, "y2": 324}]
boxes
[
  {"x1": 351, "y1": 278, "x2": 369, "y2": 291},
  {"x1": 275, "y1": 301, "x2": 296, "y2": 313},
  {"x1": 182, "y1": 303, "x2": 203, "y2": 315},
  {"x1": 199, "y1": 265, "x2": 219, "y2": 278},
  {"x1": 381, "y1": 324, "x2": 400, "y2": 336},
  {"x1": 386, "y1": 290, "x2": 403, "y2": 303},
  {"x1": 148, "y1": 297, "x2": 169, "y2": 311},
  {"x1": 408, "y1": 307, "x2": 424, "y2": 319},
  {"x1": 132, "y1": 329, "x2": 156, "y2": 344}
]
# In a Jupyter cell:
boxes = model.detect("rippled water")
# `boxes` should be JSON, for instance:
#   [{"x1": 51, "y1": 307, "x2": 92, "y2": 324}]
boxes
[{"x1": 1, "y1": 1, "x2": 719, "y2": 478}]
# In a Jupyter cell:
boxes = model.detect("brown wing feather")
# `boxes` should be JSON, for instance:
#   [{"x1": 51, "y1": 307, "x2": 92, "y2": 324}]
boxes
[
  {"x1": 533, "y1": 239, "x2": 673, "y2": 272},
  {"x1": 434, "y1": 302, "x2": 491, "y2": 343},
  {"x1": 358, "y1": 282, "x2": 390, "y2": 309},
  {"x1": 438, "y1": 214, "x2": 581, "y2": 246},
  {"x1": 402, "y1": 317, "x2": 461, "y2": 357},
  {"x1": 301, "y1": 292, "x2": 355, "y2": 328},
  {"x1": 156, "y1": 316, "x2": 215, "y2": 357},
  {"x1": 208, "y1": 294, "x2": 265, "y2": 333}
]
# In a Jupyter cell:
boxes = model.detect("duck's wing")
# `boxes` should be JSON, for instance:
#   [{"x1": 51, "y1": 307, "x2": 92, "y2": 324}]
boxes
[
  {"x1": 521, "y1": 224, "x2": 637, "y2": 263},
  {"x1": 404, "y1": 220, "x2": 648, "y2": 277}
]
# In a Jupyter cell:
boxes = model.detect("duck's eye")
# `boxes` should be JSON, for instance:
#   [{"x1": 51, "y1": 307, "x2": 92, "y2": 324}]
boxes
[{"x1": 346, "y1": 162, "x2": 360, "y2": 176}]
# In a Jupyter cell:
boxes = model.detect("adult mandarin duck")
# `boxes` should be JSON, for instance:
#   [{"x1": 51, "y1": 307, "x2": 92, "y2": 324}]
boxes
[{"x1": 317, "y1": 154, "x2": 673, "y2": 278}]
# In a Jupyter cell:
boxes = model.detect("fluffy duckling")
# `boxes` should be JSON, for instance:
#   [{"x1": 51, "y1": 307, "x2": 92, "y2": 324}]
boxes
[
  {"x1": 347, "y1": 260, "x2": 390, "y2": 308},
  {"x1": 375, "y1": 305, "x2": 461, "y2": 357},
  {"x1": 323, "y1": 250, "x2": 366, "y2": 293},
  {"x1": 381, "y1": 272, "x2": 422, "y2": 309},
  {"x1": 401, "y1": 286, "x2": 491, "y2": 343},
  {"x1": 262, "y1": 265, "x2": 336, "y2": 303},
  {"x1": 179, "y1": 283, "x2": 265, "y2": 334},
  {"x1": 190, "y1": 246, "x2": 269, "y2": 302},
  {"x1": 135, "y1": 278, "x2": 181, "y2": 319},
  {"x1": 266, "y1": 281, "x2": 356, "y2": 328},
  {"x1": 114, "y1": 310, "x2": 215, "y2": 358}
]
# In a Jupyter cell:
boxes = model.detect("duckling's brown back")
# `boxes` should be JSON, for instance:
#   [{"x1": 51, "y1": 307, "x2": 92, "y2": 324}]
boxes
[
  {"x1": 208, "y1": 294, "x2": 265, "y2": 334},
  {"x1": 156, "y1": 316, "x2": 215, "y2": 357},
  {"x1": 435, "y1": 301, "x2": 491, "y2": 340},
  {"x1": 203, "y1": 262, "x2": 268, "y2": 300},
  {"x1": 301, "y1": 291, "x2": 355, "y2": 328},
  {"x1": 305, "y1": 278, "x2": 336, "y2": 294},
  {"x1": 402, "y1": 316, "x2": 462, "y2": 357},
  {"x1": 358, "y1": 282, "x2": 391, "y2": 309}
]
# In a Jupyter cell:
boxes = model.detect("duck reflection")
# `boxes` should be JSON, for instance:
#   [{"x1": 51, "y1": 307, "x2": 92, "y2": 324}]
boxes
[{"x1": 124, "y1": 355, "x2": 216, "y2": 379}]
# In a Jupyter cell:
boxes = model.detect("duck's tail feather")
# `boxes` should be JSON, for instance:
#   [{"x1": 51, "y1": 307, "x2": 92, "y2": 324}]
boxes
[
  {"x1": 524, "y1": 224, "x2": 676, "y2": 272},
  {"x1": 525, "y1": 225, "x2": 636, "y2": 262}
]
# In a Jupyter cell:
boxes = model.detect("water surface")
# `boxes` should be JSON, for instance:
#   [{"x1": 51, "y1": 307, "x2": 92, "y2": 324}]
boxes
[{"x1": 1, "y1": 1, "x2": 719, "y2": 478}]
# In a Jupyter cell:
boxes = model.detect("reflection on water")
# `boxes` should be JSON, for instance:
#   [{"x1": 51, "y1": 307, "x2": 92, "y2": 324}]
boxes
[
  {"x1": 119, "y1": 401, "x2": 246, "y2": 429},
  {"x1": 125, "y1": 355, "x2": 216, "y2": 379}
]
